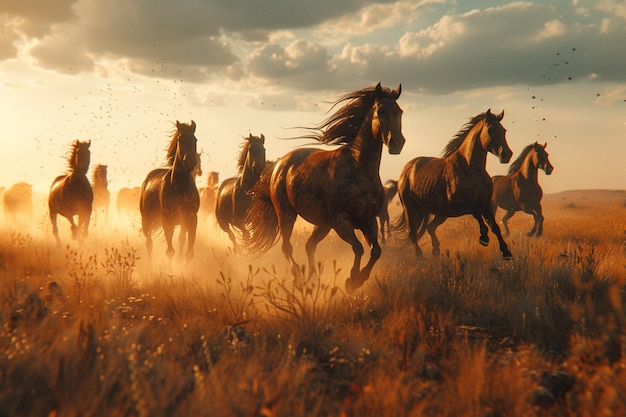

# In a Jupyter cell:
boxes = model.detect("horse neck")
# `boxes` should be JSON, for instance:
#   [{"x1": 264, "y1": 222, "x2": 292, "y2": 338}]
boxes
[
  {"x1": 239, "y1": 159, "x2": 259, "y2": 191},
  {"x1": 349, "y1": 112, "x2": 383, "y2": 179},
  {"x1": 518, "y1": 152, "x2": 539, "y2": 182},
  {"x1": 454, "y1": 123, "x2": 488, "y2": 170}
]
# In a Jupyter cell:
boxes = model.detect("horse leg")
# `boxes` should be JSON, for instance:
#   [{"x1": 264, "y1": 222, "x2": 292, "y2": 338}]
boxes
[
  {"x1": 472, "y1": 213, "x2": 490, "y2": 246},
  {"x1": 49, "y1": 210, "x2": 61, "y2": 246},
  {"x1": 278, "y1": 212, "x2": 301, "y2": 287},
  {"x1": 483, "y1": 210, "x2": 513, "y2": 260},
  {"x1": 427, "y1": 215, "x2": 447, "y2": 258},
  {"x1": 529, "y1": 207, "x2": 544, "y2": 237},
  {"x1": 305, "y1": 225, "x2": 331, "y2": 278},
  {"x1": 536, "y1": 207, "x2": 544, "y2": 237},
  {"x1": 501, "y1": 210, "x2": 515, "y2": 237},
  {"x1": 404, "y1": 202, "x2": 427, "y2": 258},
  {"x1": 79, "y1": 209, "x2": 91, "y2": 240},
  {"x1": 141, "y1": 215, "x2": 153, "y2": 260},
  {"x1": 178, "y1": 224, "x2": 187, "y2": 256},
  {"x1": 67, "y1": 215, "x2": 79, "y2": 241},
  {"x1": 185, "y1": 214, "x2": 197, "y2": 261},
  {"x1": 163, "y1": 220, "x2": 176, "y2": 260},
  {"x1": 335, "y1": 217, "x2": 378, "y2": 293}
]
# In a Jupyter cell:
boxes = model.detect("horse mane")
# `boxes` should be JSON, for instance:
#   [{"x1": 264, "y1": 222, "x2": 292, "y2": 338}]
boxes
[
  {"x1": 91, "y1": 164, "x2": 107, "y2": 184},
  {"x1": 300, "y1": 85, "x2": 395, "y2": 145},
  {"x1": 236, "y1": 140, "x2": 251, "y2": 173},
  {"x1": 507, "y1": 143, "x2": 535, "y2": 175},
  {"x1": 442, "y1": 112, "x2": 487, "y2": 157}
]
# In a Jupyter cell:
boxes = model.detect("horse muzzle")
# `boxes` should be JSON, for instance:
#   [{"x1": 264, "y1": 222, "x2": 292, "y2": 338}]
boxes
[
  {"x1": 499, "y1": 147, "x2": 513, "y2": 164},
  {"x1": 387, "y1": 132, "x2": 406, "y2": 155}
]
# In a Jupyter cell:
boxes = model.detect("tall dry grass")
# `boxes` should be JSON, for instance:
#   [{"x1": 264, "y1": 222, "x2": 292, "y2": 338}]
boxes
[{"x1": 0, "y1": 190, "x2": 625, "y2": 416}]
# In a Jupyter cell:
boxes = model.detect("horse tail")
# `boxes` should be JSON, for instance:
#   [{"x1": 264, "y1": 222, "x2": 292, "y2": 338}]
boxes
[{"x1": 244, "y1": 164, "x2": 280, "y2": 253}]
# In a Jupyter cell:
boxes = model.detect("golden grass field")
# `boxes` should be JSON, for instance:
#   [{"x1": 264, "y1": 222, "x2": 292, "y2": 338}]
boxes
[{"x1": 1, "y1": 189, "x2": 625, "y2": 416}]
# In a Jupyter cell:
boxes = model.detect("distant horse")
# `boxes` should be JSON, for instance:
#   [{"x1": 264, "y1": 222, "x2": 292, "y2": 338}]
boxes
[
  {"x1": 215, "y1": 134, "x2": 266, "y2": 252},
  {"x1": 140, "y1": 120, "x2": 200, "y2": 261},
  {"x1": 246, "y1": 83, "x2": 405, "y2": 293},
  {"x1": 395, "y1": 109, "x2": 513, "y2": 259},
  {"x1": 199, "y1": 171, "x2": 220, "y2": 222},
  {"x1": 48, "y1": 140, "x2": 94, "y2": 245},
  {"x1": 116, "y1": 186, "x2": 141, "y2": 218},
  {"x1": 492, "y1": 142, "x2": 553, "y2": 237},
  {"x1": 91, "y1": 164, "x2": 110, "y2": 225},
  {"x1": 192, "y1": 151, "x2": 203, "y2": 181},
  {"x1": 3, "y1": 182, "x2": 34, "y2": 222},
  {"x1": 377, "y1": 179, "x2": 398, "y2": 243}
]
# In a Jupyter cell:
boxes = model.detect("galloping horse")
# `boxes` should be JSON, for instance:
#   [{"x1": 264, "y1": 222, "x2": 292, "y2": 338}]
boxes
[
  {"x1": 199, "y1": 171, "x2": 220, "y2": 222},
  {"x1": 192, "y1": 151, "x2": 203, "y2": 181},
  {"x1": 215, "y1": 134, "x2": 266, "y2": 252},
  {"x1": 396, "y1": 109, "x2": 513, "y2": 260},
  {"x1": 91, "y1": 164, "x2": 110, "y2": 225},
  {"x1": 116, "y1": 186, "x2": 141, "y2": 218},
  {"x1": 140, "y1": 121, "x2": 200, "y2": 261},
  {"x1": 492, "y1": 142, "x2": 553, "y2": 237},
  {"x1": 3, "y1": 182, "x2": 34, "y2": 222},
  {"x1": 246, "y1": 83, "x2": 405, "y2": 293},
  {"x1": 48, "y1": 140, "x2": 93, "y2": 245}
]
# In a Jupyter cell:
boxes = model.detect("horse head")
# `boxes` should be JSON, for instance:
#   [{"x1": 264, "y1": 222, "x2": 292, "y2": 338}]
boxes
[
  {"x1": 246, "y1": 133, "x2": 267, "y2": 178},
  {"x1": 482, "y1": 109, "x2": 512, "y2": 163},
  {"x1": 534, "y1": 142, "x2": 553, "y2": 175},
  {"x1": 73, "y1": 140, "x2": 91, "y2": 175},
  {"x1": 373, "y1": 82, "x2": 405, "y2": 155},
  {"x1": 174, "y1": 120, "x2": 198, "y2": 172}
]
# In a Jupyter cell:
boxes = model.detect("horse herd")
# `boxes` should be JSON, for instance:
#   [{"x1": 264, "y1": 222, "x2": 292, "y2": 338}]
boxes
[{"x1": 2, "y1": 83, "x2": 554, "y2": 292}]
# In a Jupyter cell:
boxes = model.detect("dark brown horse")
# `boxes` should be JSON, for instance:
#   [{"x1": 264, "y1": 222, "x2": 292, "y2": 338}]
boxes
[
  {"x1": 246, "y1": 83, "x2": 405, "y2": 293},
  {"x1": 396, "y1": 109, "x2": 513, "y2": 259},
  {"x1": 492, "y1": 142, "x2": 553, "y2": 237},
  {"x1": 215, "y1": 134, "x2": 266, "y2": 252},
  {"x1": 140, "y1": 121, "x2": 200, "y2": 261},
  {"x1": 377, "y1": 179, "x2": 398, "y2": 243},
  {"x1": 91, "y1": 164, "x2": 110, "y2": 225},
  {"x1": 48, "y1": 140, "x2": 93, "y2": 245},
  {"x1": 199, "y1": 171, "x2": 220, "y2": 223}
]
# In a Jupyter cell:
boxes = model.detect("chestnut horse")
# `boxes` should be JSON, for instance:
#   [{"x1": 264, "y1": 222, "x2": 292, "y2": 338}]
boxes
[
  {"x1": 140, "y1": 121, "x2": 200, "y2": 261},
  {"x1": 492, "y1": 142, "x2": 553, "y2": 237},
  {"x1": 215, "y1": 134, "x2": 266, "y2": 252},
  {"x1": 48, "y1": 140, "x2": 93, "y2": 245},
  {"x1": 246, "y1": 83, "x2": 405, "y2": 293},
  {"x1": 395, "y1": 109, "x2": 513, "y2": 259},
  {"x1": 91, "y1": 164, "x2": 110, "y2": 225}
]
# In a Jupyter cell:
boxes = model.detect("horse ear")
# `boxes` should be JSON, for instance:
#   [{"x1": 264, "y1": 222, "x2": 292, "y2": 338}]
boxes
[
  {"x1": 260, "y1": 134, "x2": 265, "y2": 144},
  {"x1": 87, "y1": 140, "x2": 91, "y2": 147},
  {"x1": 486, "y1": 108, "x2": 492, "y2": 117},
  {"x1": 543, "y1": 142, "x2": 547, "y2": 148},
  {"x1": 497, "y1": 109, "x2": 504, "y2": 120},
  {"x1": 375, "y1": 82, "x2": 383, "y2": 98},
  {"x1": 191, "y1": 120, "x2": 196, "y2": 132},
  {"x1": 394, "y1": 84, "x2": 402, "y2": 99},
  {"x1": 176, "y1": 120, "x2": 181, "y2": 129}
]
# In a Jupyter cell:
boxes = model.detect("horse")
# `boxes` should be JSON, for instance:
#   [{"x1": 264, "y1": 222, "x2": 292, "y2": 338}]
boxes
[
  {"x1": 192, "y1": 151, "x2": 203, "y2": 181},
  {"x1": 199, "y1": 171, "x2": 220, "y2": 222},
  {"x1": 116, "y1": 186, "x2": 141, "y2": 218},
  {"x1": 91, "y1": 164, "x2": 110, "y2": 225},
  {"x1": 395, "y1": 109, "x2": 513, "y2": 260},
  {"x1": 3, "y1": 182, "x2": 34, "y2": 222},
  {"x1": 48, "y1": 140, "x2": 94, "y2": 245},
  {"x1": 246, "y1": 83, "x2": 405, "y2": 293},
  {"x1": 139, "y1": 120, "x2": 200, "y2": 261},
  {"x1": 492, "y1": 142, "x2": 553, "y2": 237},
  {"x1": 215, "y1": 134, "x2": 266, "y2": 252},
  {"x1": 377, "y1": 179, "x2": 398, "y2": 243}
]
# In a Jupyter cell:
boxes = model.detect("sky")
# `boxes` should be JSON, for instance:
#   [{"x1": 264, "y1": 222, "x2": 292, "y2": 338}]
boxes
[{"x1": 0, "y1": 0, "x2": 625, "y2": 194}]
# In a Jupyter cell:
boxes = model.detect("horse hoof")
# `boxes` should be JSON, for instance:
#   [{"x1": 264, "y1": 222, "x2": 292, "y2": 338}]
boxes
[
  {"x1": 503, "y1": 253, "x2": 513, "y2": 261},
  {"x1": 479, "y1": 237, "x2": 489, "y2": 246},
  {"x1": 432, "y1": 249, "x2": 440, "y2": 258},
  {"x1": 345, "y1": 278, "x2": 363, "y2": 294}
]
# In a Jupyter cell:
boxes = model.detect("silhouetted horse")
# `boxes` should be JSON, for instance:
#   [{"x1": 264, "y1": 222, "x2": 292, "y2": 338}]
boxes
[
  {"x1": 396, "y1": 109, "x2": 513, "y2": 259},
  {"x1": 48, "y1": 140, "x2": 93, "y2": 245},
  {"x1": 91, "y1": 164, "x2": 110, "y2": 225},
  {"x1": 3, "y1": 182, "x2": 34, "y2": 222},
  {"x1": 192, "y1": 151, "x2": 203, "y2": 181},
  {"x1": 215, "y1": 134, "x2": 266, "y2": 252},
  {"x1": 492, "y1": 142, "x2": 553, "y2": 237},
  {"x1": 199, "y1": 171, "x2": 220, "y2": 223},
  {"x1": 246, "y1": 83, "x2": 406, "y2": 293},
  {"x1": 140, "y1": 121, "x2": 200, "y2": 261},
  {"x1": 377, "y1": 179, "x2": 398, "y2": 243},
  {"x1": 116, "y1": 186, "x2": 141, "y2": 218}
]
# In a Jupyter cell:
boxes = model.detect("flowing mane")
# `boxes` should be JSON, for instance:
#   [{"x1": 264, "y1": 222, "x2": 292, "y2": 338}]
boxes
[
  {"x1": 299, "y1": 85, "x2": 397, "y2": 145},
  {"x1": 236, "y1": 140, "x2": 251, "y2": 173},
  {"x1": 165, "y1": 121, "x2": 196, "y2": 166},
  {"x1": 91, "y1": 164, "x2": 107, "y2": 186},
  {"x1": 441, "y1": 112, "x2": 487, "y2": 157},
  {"x1": 507, "y1": 143, "x2": 535, "y2": 175}
]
